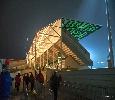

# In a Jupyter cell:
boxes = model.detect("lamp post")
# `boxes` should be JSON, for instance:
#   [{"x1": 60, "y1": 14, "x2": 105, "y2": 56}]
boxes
[{"x1": 105, "y1": 0, "x2": 114, "y2": 68}]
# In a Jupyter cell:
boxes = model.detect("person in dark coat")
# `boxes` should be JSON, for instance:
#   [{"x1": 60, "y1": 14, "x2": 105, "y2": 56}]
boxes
[
  {"x1": 25, "y1": 73, "x2": 30, "y2": 90},
  {"x1": 15, "y1": 73, "x2": 21, "y2": 92},
  {"x1": 35, "y1": 70, "x2": 44, "y2": 95},
  {"x1": 50, "y1": 71, "x2": 60, "y2": 100},
  {"x1": 29, "y1": 73, "x2": 35, "y2": 91},
  {"x1": 23, "y1": 74, "x2": 26, "y2": 91},
  {"x1": 0, "y1": 64, "x2": 12, "y2": 100},
  {"x1": 58, "y1": 74, "x2": 62, "y2": 87}
]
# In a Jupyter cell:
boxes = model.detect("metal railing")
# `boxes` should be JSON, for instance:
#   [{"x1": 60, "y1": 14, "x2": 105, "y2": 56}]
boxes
[
  {"x1": 58, "y1": 81, "x2": 115, "y2": 100},
  {"x1": 10, "y1": 80, "x2": 115, "y2": 100}
]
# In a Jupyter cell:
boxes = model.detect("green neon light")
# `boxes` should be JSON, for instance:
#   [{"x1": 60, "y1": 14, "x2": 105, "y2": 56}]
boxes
[{"x1": 62, "y1": 18, "x2": 102, "y2": 40}]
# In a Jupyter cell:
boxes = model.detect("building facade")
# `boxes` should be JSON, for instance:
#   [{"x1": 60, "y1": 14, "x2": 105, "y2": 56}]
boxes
[{"x1": 26, "y1": 18, "x2": 101, "y2": 70}]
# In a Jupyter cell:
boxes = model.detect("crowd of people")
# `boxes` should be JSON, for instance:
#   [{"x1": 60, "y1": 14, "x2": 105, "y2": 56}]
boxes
[
  {"x1": 14, "y1": 70, "x2": 62, "y2": 100},
  {"x1": 15, "y1": 71, "x2": 44, "y2": 94},
  {"x1": 0, "y1": 60, "x2": 63, "y2": 100}
]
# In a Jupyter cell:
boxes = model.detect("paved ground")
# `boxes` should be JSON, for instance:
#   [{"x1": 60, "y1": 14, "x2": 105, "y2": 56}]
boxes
[
  {"x1": 9, "y1": 86, "x2": 64, "y2": 100},
  {"x1": 9, "y1": 84, "x2": 55, "y2": 100},
  {"x1": 9, "y1": 79, "x2": 65, "y2": 100}
]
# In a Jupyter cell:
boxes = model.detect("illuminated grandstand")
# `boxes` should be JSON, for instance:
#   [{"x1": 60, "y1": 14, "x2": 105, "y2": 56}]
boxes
[{"x1": 26, "y1": 18, "x2": 102, "y2": 70}]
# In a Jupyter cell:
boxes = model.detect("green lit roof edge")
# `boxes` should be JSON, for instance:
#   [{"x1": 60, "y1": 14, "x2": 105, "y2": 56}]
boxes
[{"x1": 61, "y1": 18, "x2": 102, "y2": 40}]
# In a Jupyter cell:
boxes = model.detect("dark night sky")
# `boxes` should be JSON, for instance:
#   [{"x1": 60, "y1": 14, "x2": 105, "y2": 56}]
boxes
[{"x1": 0, "y1": 0, "x2": 115, "y2": 68}]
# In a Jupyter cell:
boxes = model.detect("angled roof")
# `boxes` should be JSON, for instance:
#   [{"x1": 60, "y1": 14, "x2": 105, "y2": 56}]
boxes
[
  {"x1": 61, "y1": 18, "x2": 102, "y2": 40},
  {"x1": 27, "y1": 18, "x2": 102, "y2": 69}
]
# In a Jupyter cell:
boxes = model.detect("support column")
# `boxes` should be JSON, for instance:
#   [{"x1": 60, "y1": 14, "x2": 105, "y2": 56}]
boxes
[
  {"x1": 47, "y1": 49, "x2": 49, "y2": 68},
  {"x1": 53, "y1": 44, "x2": 54, "y2": 69},
  {"x1": 60, "y1": 20, "x2": 63, "y2": 69},
  {"x1": 34, "y1": 34, "x2": 37, "y2": 76},
  {"x1": 43, "y1": 53, "x2": 44, "y2": 68},
  {"x1": 40, "y1": 55, "x2": 41, "y2": 69}
]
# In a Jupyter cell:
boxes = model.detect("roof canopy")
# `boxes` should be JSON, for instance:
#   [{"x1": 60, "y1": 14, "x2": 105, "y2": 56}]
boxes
[{"x1": 62, "y1": 18, "x2": 102, "y2": 40}]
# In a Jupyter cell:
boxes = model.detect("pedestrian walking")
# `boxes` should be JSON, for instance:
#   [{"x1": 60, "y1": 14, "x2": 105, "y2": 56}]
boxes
[
  {"x1": 29, "y1": 73, "x2": 35, "y2": 91},
  {"x1": 35, "y1": 70, "x2": 44, "y2": 95},
  {"x1": 15, "y1": 73, "x2": 21, "y2": 92},
  {"x1": 25, "y1": 73, "x2": 30, "y2": 90},
  {"x1": 23, "y1": 73, "x2": 26, "y2": 91},
  {"x1": 50, "y1": 71, "x2": 60, "y2": 100}
]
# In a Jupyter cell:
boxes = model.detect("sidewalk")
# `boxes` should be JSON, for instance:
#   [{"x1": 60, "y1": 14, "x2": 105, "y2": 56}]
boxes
[{"x1": 10, "y1": 85, "x2": 53, "y2": 100}]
